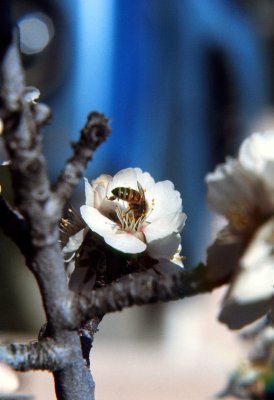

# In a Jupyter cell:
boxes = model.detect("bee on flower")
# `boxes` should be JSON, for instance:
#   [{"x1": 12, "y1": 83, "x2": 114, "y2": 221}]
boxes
[{"x1": 61, "y1": 168, "x2": 186, "y2": 291}]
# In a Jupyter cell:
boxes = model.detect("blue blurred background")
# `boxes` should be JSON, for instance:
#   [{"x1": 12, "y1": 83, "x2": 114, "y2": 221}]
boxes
[{"x1": 0, "y1": 0, "x2": 271, "y2": 331}]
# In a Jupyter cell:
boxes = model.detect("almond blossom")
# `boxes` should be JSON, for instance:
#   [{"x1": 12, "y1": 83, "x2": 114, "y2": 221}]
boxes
[
  {"x1": 80, "y1": 168, "x2": 186, "y2": 260},
  {"x1": 206, "y1": 131, "x2": 274, "y2": 329},
  {"x1": 61, "y1": 168, "x2": 186, "y2": 292}
]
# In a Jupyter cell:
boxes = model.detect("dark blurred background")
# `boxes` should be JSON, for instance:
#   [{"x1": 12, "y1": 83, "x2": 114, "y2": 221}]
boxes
[{"x1": 0, "y1": 0, "x2": 271, "y2": 333}]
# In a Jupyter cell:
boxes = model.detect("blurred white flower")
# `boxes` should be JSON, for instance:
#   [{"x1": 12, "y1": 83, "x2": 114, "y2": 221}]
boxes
[
  {"x1": 206, "y1": 131, "x2": 274, "y2": 329},
  {"x1": 80, "y1": 168, "x2": 186, "y2": 259},
  {"x1": 0, "y1": 362, "x2": 19, "y2": 394}
]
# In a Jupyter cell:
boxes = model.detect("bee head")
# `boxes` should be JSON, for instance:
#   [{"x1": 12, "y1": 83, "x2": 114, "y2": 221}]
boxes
[{"x1": 111, "y1": 188, "x2": 120, "y2": 197}]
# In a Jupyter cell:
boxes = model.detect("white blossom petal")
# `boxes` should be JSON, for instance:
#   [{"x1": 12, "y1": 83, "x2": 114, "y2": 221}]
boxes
[
  {"x1": 146, "y1": 180, "x2": 182, "y2": 222},
  {"x1": 62, "y1": 228, "x2": 86, "y2": 254},
  {"x1": 262, "y1": 162, "x2": 274, "y2": 208},
  {"x1": 80, "y1": 205, "x2": 116, "y2": 238},
  {"x1": 92, "y1": 174, "x2": 112, "y2": 209},
  {"x1": 154, "y1": 258, "x2": 184, "y2": 274},
  {"x1": 147, "y1": 233, "x2": 181, "y2": 260},
  {"x1": 80, "y1": 168, "x2": 185, "y2": 258},
  {"x1": 134, "y1": 168, "x2": 155, "y2": 190},
  {"x1": 0, "y1": 363, "x2": 19, "y2": 394},
  {"x1": 80, "y1": 205, "x2": 147, "y2": 253},
  {"x1": 206, "y1": 228, "x2": 244, "y2": 281},
  {"x1": 206, "y1": 131, "x2": 274, "y2": 329},
  {"x1": 104, "y1": 231, "x2": 146, "y2": 254},
  {"x1": 84, "y1": 178, "x2": 94, "y2": 207},
  {"x1": 239, "y1": 131, "x2": 274, "y2": 175},
  {"x1": 107, "y1": 168, "x2": 138, "y2": 194},
  {"x1": 206, "y1": 158, "x2": 257, "y2": 219},
  {"x1": 229, "y1": 218, "x2": 274, "y2": 304},
  {"x1": 219, "y1": 220, "x2": 274, "y2": 328},
  {"x1": 144, "y1": 212, "x2": 186, "y2": 242}
]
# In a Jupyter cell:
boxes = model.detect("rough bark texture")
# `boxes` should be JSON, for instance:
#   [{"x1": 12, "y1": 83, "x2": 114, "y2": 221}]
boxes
[
  {"x1": 76, "y1": 264, "x2": 227, "y2": 324},
  {"x1": 0, "y1": 339, "x2": 73, "y2": 371},
  {"x1": 53, "y1": 331, "x2": 95, "y2": 400}
]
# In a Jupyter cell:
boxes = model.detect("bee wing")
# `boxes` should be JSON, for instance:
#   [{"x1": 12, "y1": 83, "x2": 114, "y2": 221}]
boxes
[{"x1": 137, "y1": 181, "x2": 145, "y2": 198}]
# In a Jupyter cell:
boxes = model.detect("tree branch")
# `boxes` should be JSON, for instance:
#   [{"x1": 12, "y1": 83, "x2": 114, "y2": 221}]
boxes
[
  {"x1": 53, "y1": 330, "x2": 95, "y2": 400},
  {"x1": 0, "y1": 38, "x2": 96, "y2": 399},
  {"x1": 1, "y1": 40, "x2": 57, "y2": 245},
  {"x1": 0, "y1": 339, "x2": 73, "y2": 372},
  {"x1": 53, "y1": 112, "x2": 111, "y2": 208},
  {"x1": 0, "y1": 37, "x2": 76, "y2": 328},
  {"x1": 76, "y1": 264, "x2": 227, "y2": 324}
]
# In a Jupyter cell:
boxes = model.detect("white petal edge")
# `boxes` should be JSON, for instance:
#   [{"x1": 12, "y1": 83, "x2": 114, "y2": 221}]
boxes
[
  {"x1": 147, "y1": 232, "x2": 181, "y2": 260},
  {"x1": 145, "y1": 180, "x2": 182, "y2": 222},
  {"x1": 92, "y1": 174, "x2": 112, "y2": 208},
  {"x1": 144, "y1": 212, "x2": 186, "y2": 243},
  {"x1": 228, "y1": 217, "x2": 274, "y2": 303},
  {"x1": 84, "y1": 178, "x2": 94, "y2": 207},
  {"x1": 62, "y1": 228, "x2": 86, "y2": 254},
  {"x1": 107, "y1": 168, "x2": 138, "y2": 194},
  {"x1": 80, "y1": 205, "x2": 116, "y2": 237},
  {"x1": 104, "y1": 231, "x2": 146, "y2": 254},
  {"x1": 154, "y1": 258, "x2": 184, "y2": 274},
  {"x1": 239, "y1": 131, "x2": 274, "y2": 174}
]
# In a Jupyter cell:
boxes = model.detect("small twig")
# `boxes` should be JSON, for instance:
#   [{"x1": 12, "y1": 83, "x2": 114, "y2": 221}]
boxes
[
  {"x1": 53, "y1": 112, "x2": 111, "y2": 208},
  {"x1": 76, "y1": 264, "x2": 227, "y2": 324},
  {"x1": 1, "y1": 40, "x2": 56, "y2": 247},
  {"x1": 0, "y1": 339, "x2": 73, "y2": 372}
]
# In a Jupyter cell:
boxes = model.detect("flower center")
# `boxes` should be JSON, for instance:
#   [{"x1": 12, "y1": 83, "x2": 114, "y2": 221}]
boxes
[
  {"x1": 115, "y1": 205, "x2": 148, "y2": 233},
  {"x1": 107, "y1": 183, "x2": 155, "y2": 237},
  {"x1": 230, "y1": 211, "x2": 249, "y2": 232},
  {"x1": 228, "y1": 203, "x2": 268, "y2": 237}
]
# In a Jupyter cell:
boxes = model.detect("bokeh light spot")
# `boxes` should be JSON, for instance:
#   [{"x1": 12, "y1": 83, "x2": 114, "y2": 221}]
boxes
[{"x1": 18, "y1": 12, "x2": 55, "y2": 55}]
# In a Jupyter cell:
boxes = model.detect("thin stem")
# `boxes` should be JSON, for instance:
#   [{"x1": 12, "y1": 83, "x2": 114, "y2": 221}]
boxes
[{"x1": 53, "y1": 112, "x2": 110, "y2": 208}]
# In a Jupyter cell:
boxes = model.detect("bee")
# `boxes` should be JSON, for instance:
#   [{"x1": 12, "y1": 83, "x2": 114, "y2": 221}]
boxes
[{"x1": 109, "y1": 181, "x2": 147, "y2": 221}]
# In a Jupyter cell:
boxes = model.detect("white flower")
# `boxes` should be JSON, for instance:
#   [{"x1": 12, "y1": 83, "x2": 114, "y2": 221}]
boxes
[
  {"x1": 62, "y1": 174, "x2": 111, "y2": 257},
  {"x1": 80, "y1": 168, "x2": 186, "y2": 259},
  {"x1": 206, "y1": 131, "x2": 274, "y2": 329},
  {"x1": 0, "y1": 363, "x2": 19, "y2": 395}
]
